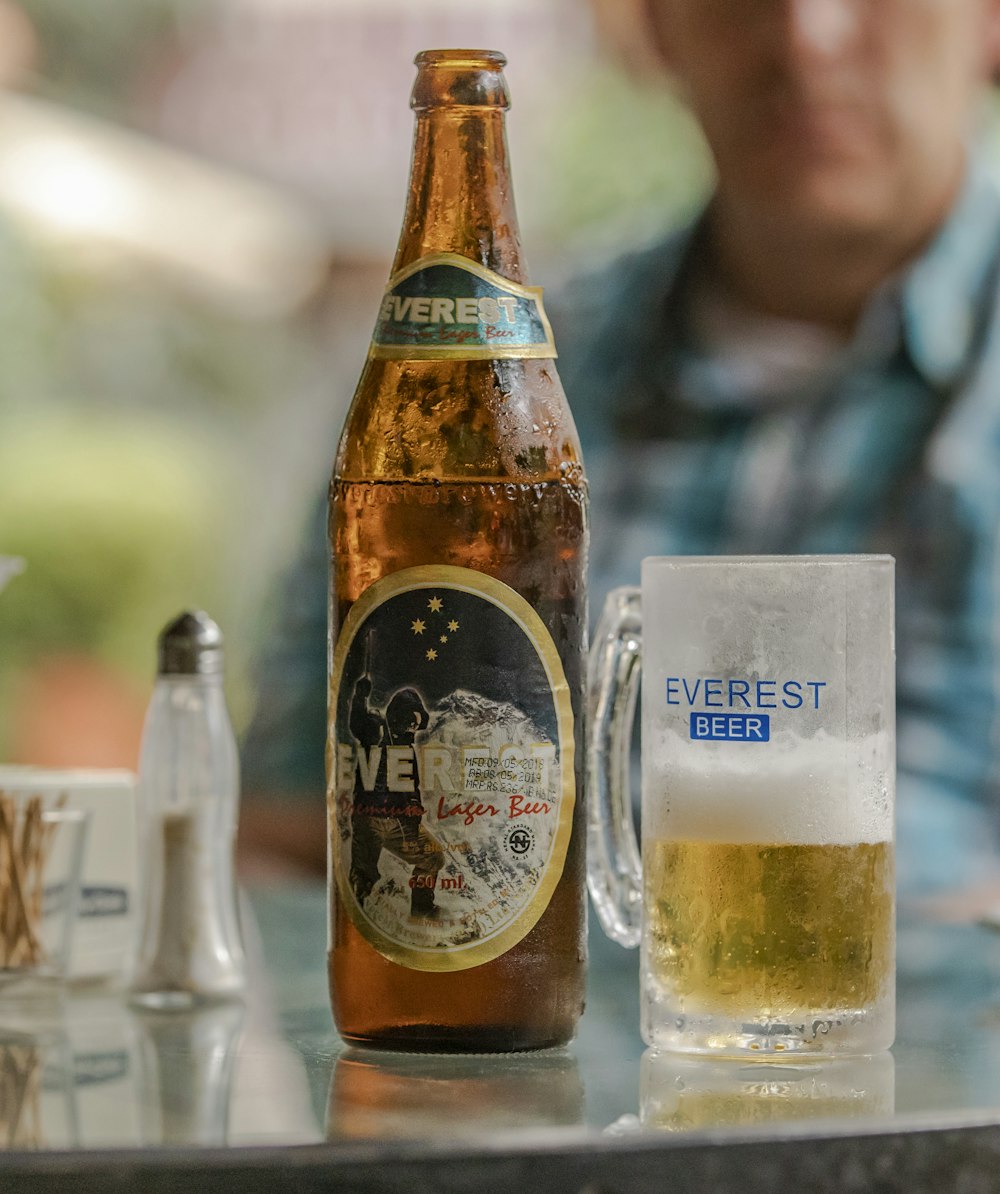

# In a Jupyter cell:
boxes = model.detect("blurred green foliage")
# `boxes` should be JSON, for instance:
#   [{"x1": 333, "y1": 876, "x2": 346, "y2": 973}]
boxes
[
  {"x1": 0, "y1": 1, "x2": 712, "y2": 762},
  {"x1": 538, "y1": 61, "x2": 712, "y2": 253},
  {"x1": 17, "y1": 0, "x2": 182, "y2": 119},
  {"x1": 10, "y1": 0, "x2": 996, "y2": 764},
  {"x1": 0, "y1": 199, "x2": 311, "y2": 751},
  {"x1": 0, "y1": 410, "x2": 224, "y2": 669},
  {"x1": 0, "y1": 214, "x2": 301, "y2": 420}
]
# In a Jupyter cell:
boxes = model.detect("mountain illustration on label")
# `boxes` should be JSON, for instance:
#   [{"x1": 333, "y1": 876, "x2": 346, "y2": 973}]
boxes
[
  {"x1": 369, "y1": 253, "x2": 558, "y2": 360},
  {"x1": 329, "y1": 566, "x2": 574, "y2": 972}
]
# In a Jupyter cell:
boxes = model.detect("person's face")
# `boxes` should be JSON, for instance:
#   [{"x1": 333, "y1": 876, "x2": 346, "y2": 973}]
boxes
[{"x1": 648, "y1": 0, "x2": 1000, "y2": 238}]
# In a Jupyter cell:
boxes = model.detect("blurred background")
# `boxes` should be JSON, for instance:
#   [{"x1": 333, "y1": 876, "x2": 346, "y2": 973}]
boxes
[{"x1": 0, "y1": 0, "x2": 713, "y2": 769}]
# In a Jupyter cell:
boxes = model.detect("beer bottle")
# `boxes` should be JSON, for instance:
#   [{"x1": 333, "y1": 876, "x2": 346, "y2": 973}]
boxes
[{"x1": 328, "y1": 49, "x2": 588, "y2": 1051}]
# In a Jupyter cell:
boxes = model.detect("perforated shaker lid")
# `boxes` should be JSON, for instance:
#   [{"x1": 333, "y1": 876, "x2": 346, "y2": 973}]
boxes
[{"x1": 156, "y1": 610, "x2": 224, "y2": 676}]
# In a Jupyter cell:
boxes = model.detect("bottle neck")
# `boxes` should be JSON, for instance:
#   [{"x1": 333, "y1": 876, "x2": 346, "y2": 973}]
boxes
[{"x1": 392, "y1": 107, "x2": 526, "y2": 284}]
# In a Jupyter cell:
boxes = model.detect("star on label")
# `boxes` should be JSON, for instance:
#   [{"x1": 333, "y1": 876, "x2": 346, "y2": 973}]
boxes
[
  {"x1": 426, "y1": 648, "x2": 438, "y2": 661},
  {"x1": 447, "y1": 620, "x2": 459, "y2": 632},
  {"x1": 439, "y1": 635, "x2": 448, "y2": 643},
  {"x1": 411, "y1": 619, "x2": 426, "y2": 635},
  {"x1": 428, "y1": 597, "x2": 443, "y2": 613}
]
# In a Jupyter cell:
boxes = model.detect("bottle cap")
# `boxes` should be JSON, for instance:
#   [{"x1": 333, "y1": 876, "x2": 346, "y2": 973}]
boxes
[{"x1": 157, "y1": 611, "x2": 224, "y2": 676}]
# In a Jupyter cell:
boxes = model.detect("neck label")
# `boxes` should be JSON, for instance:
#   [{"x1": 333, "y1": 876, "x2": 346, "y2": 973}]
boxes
[{"x1": 369, "y1": 253, "x2": 557, "y2": 360}]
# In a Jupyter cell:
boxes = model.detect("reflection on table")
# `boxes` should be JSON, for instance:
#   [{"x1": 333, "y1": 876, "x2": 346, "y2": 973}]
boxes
[
  {"x1": 0, "y1": 989, "x2": 139, "y2": 1150},
  {"x1": 131, "y1": 1001, "x2": 245, "y2": 1146},
  {"x1": 0, "y1": 970, "x2": 321, "y2": 1150},
  {"x1": 641, "y1": 1051, "x2": 895, "y2": 1132},
  {"x1": 328, "y1": 1048, "x2": 584, "y2": 1140},
  {"x1": 0, "y1": 1030, "x2": 67, "y2": 1149},
  {"x1": 0, "y1": 884, "x2": 999, "y2": 1155}
]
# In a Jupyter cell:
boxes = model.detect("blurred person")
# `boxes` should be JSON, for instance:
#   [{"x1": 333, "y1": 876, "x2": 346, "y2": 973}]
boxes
[
  {"x1": 241, "y1": 0, "x2": 1000, "y2": 903},
  {"x1": 568, "y1": 0, "x2": 1000, "y2": 903}
]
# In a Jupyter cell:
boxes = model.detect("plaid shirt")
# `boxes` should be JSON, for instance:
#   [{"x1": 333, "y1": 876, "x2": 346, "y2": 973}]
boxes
[
  {"x1": 559, "y1": 159, "x2": 1000, "y2": 896},
  {"x1": 244, "y1": 161, "x2": 1000, "y2": 896}
]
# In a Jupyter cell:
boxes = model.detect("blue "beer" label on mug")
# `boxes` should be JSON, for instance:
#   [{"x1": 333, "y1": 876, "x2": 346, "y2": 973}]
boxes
[{"x1": 689, "y1": 713, "x2": 771, "y2": 742}]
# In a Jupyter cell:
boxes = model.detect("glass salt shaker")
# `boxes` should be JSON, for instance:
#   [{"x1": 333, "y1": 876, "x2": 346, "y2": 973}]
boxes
[{"x1": 130, "y1": 611, "x2": 247, "y2": 1009}]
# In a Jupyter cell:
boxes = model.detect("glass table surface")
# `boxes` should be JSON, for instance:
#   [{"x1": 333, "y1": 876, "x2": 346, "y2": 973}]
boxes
[{"x1": 1, "y1": 879, "x2": 1000, "y2": 1191}]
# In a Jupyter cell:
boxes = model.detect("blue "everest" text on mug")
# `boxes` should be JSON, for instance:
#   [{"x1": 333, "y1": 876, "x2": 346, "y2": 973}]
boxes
[{"x1": 666, "y1": 677, "x2": 827, "y2": 711}]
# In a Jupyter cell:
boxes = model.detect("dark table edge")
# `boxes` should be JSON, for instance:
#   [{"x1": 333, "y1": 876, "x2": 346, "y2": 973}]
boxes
[{"x1": 3, "y1": 1110, "x2": 1000, "y2": 1193}]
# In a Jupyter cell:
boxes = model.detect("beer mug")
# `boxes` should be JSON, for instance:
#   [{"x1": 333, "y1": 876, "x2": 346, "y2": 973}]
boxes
[{"x1": 588, "y1": 556, "x2": 895, "y2": 1055}]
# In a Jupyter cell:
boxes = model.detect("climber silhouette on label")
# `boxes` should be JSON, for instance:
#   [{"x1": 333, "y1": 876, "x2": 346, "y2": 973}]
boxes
[{"x1": 348, "y1": 647, "x2": 445, "y2": 920}]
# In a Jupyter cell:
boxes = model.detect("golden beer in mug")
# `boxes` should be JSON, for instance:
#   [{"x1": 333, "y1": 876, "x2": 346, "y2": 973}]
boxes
[{"x1": 645, "y1": 838, "x2": 894, "y2": 1022}]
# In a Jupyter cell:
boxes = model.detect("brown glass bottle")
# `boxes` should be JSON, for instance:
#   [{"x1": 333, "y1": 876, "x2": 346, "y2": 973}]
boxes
[{"x1": 327, "y1": 50, "x2": 588, "y2": 1052}]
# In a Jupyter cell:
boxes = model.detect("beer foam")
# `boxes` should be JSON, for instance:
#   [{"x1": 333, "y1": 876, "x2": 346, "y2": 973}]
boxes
[{"x1": 645, "y1": 730, "x2": 893, "y2": 846}]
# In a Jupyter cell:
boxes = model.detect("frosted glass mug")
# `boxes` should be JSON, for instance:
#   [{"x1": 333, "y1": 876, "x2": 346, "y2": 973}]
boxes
[{"x1": 588, "y1": 556, "x2": 896, "y2": 1056}]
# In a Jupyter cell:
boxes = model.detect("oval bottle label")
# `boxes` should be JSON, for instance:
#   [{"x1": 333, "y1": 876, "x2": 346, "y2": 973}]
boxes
[
  {"x1": 329, "y1": 565, "x2": 574, "y2": 972},
  {"x1": 368, "y1": 253, "x2": 558, "y2": 361}
]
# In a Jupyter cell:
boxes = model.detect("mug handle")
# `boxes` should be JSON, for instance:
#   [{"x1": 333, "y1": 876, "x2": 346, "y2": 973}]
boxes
[{"x1": 587, "y1": 587, "x2": 643, "y2": 948}]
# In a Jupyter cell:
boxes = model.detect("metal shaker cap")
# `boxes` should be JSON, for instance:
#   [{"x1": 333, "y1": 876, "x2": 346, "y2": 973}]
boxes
[{"x1": 157, "y1": 610, "x2": 225, "y2": 676}]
